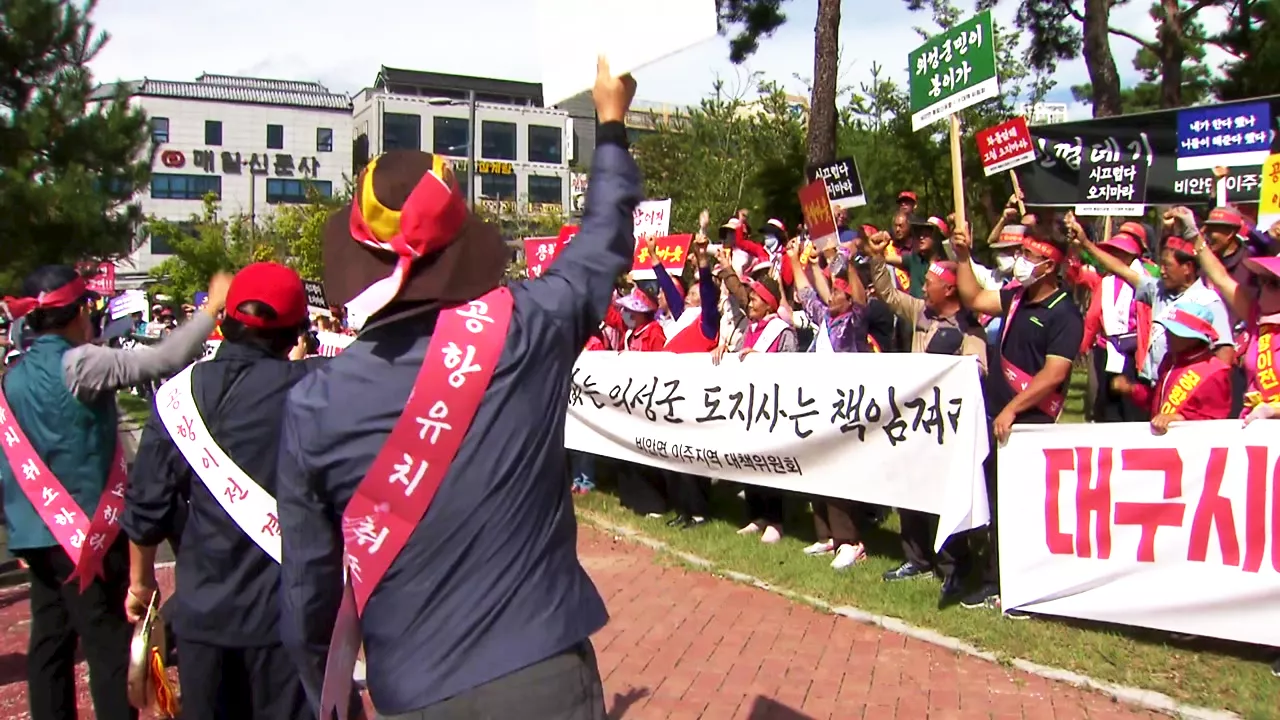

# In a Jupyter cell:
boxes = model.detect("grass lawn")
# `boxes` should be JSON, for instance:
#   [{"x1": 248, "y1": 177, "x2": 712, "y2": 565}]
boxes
[{"x1": 575, "y1": 488, "x2": 1279, "y2": 719}]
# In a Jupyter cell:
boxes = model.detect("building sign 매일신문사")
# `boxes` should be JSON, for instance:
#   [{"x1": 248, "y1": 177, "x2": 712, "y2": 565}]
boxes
[
  {"x1": 158, "y1": 149, "x2": 321, "y2": 178},
  {"x1": 907, "y1": 10, "x2": 1000, "y2": 131}
]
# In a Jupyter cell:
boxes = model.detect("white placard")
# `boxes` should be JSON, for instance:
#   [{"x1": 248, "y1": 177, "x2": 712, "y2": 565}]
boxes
[
  {"x1": 566, "y1": 351, "x2": 991, "y2": 549},
  {"x1": 535, "y1": 0, "x2": 719, "y2": 106},
  {"x1": 998, "y1": 420, "x2": 1280, "y2": 646}
]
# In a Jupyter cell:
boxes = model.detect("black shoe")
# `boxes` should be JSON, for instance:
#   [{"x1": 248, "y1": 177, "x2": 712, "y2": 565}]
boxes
[
  {"x1": 959, "y1": 583, "x2": 999, "y2": 609},
  {"x1": 882, "y1": 561, "x2": 930, "y2": 582},
  {"x1": 666, "y1": 515, "x2": 688, "y2": 527},
  {"x1": 939, "y1": 573, "x2": 964, "y2": 602},
  {"x1": 679, "y1": 516, "x2": 707, "y2": 530}
]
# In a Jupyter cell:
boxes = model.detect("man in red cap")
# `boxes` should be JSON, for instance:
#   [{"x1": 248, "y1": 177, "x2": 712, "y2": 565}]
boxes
[
  {"x1": 124, "y1": 262, "x2": 325, "y2": 720},
  {"x1": 276, "y1": 59, "x2": 640, "y2": 720},
  {"x1": 897, "y1": 190, "x2": 918, "y2": 215},
  {"x1": 0, "y1": 265, "x2": 230, "y2": 720}
]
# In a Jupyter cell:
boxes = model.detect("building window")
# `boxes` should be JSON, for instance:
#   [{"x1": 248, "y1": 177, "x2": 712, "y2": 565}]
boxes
[
  {"x1": 527, "y1": 125, "x2": 562, "y2": 164},
  {"x1": 266, "y1": 178, "x2": 334, "y2": 204},
  {"x1": 150, "y1": 173, "x2": 221, "y2": 200},
  {"x1": 204, "y1": 120, "x2": 222, "y2": 146},
  {"x1": 383, "y1": 112, "x2": 421, "y2": 151},
  {"x1": 151, "y1": 117, "x2": 169, "y2": 143},
  {"x1": 149, "y1": 235, "x2": 175, "y2": 255},
  {"x1": 455, "y1": 170, "x2": 469, "y2": 203},
  {"x1": 528, "y1": 175, "x2": 563, "y2": 206},
  {"x1": 267, "y1": 124, "x2": 284, "y2": 150},
  {"x1": 433, "y1": 116, "x2": 468, "y2": 157},
  {"x1": 481, "y1": 121, "x2": 516, "y2": 161},
  {"x1": 480, "y1": 173, "x2": 516, "y2": 201},
  {"x1": 317, "y1": 127, "x2": 334, "y2": 152}
]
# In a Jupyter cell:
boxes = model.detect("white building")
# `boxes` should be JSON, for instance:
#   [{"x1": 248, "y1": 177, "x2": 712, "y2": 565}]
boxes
[
  {"x1": 1017, "y1": 102, "x2": 1069, "y2": 126},
  {"x1": 96, "y1": 74, "x2": 353, "y2": 281},
  {"x1": 352, "y1": 67, "x2": 573, "y2": 216}
]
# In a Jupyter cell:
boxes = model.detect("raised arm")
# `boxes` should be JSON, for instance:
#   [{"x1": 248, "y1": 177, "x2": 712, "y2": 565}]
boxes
[
  {"x1": 949, "y1": 223, "x2": 1004, "y2": 317},
  {"x1": 533, "y1": 61, "x2": 641, "y2": 344},
  {"x1": 63, "y1": 273, "x2": 231, "y2": 402},
  {"x1": 865, "y1": 231, "x2": 923, "y2": 322},
  {"x1": 1064, "y1": 214, "x2": 1142, "y2": 289},
  {"x1": 693, "y1": 225, "x2": 721, "y2": 341},
  {"x1": 1175, "y1": 206, "x2": 1252, "y2": 323}
]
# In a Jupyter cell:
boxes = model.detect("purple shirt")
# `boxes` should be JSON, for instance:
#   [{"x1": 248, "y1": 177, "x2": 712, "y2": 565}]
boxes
[{"x1": 799, "y1": 286, "x2": 869, "y2": 353}]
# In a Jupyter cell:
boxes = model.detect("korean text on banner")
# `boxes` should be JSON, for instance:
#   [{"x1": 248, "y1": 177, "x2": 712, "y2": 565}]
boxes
[
  {"x1": 631, "y1": 235, "x2": 693, "y2": 281},
  {"x1": 1258, "y1": 154, "x2": 1280, "y2": 231},
  {"x1": 1175, "y1": 101, "x2": 1273, "y2": 172},
  {"x1": 976, "y1": 117, "x2": 1036, "y2": 176},
  {"x1": 634, "y1": 199, "x2": 671, "y2": 241},
  {"x1": 79, "y1": 262, "x2": 115, "y2": 295},
  {"x1": 566, "y1": 351, "x2": 991, "y2": 549},
  {"x1": 997, "y1": 421, "x2": 1280, "y2": 647},
  {"x1": 303, "y1": 280, "x2": 330, "y2": 316},
  {"x1": 798, "y1": 179, "x2": 838, "y2": 250},
  {"x1": 908, "y1": 10, "x2": 1000, "y2": 131},
  {"x1": 524, "y1": 237, "x2": 561, "y2": 279},
  {"x1": 1075, "y1": 137, "x2": 1150, "y2": 217},
  {"x1": 810, "y1": 158, "x2": 867, "y2": 210},
  {"x1": 534, "y1": 0, "x2": 718, "y2": 106}
]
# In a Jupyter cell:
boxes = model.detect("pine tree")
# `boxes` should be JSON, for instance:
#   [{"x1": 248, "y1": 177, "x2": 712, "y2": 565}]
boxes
[{"x1": 0, "y1": 0, "x2": 152, "y2": 292}]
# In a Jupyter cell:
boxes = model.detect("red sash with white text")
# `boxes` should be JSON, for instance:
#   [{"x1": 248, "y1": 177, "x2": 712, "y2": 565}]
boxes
[
  {"x1": 1157, "y1": 358, "x2": 1208, "y2": 416},
  {"x1": 999, "y1": 290, "x2": 1066, "y2": 419},
  {"x1": 1244, "y1": 327, "x2": 1280, "y2": 411},
  {"x1": 0, "y1": 384, "x2": 128, "y2": 590},
  {"x1": 319, "y1": 288, "x2": 513, "y2": 720}
]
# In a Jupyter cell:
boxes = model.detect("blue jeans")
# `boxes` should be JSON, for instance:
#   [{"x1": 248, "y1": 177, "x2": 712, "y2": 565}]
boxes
[{"x1": 570, "y1": 452, "x2": 596, "y2": 490}]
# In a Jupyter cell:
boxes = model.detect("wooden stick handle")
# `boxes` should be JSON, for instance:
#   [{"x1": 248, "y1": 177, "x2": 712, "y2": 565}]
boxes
[
  {"x1": 949, "y1": 114, "x2": 966, "y2": 232},
  {"x1": 1009, "y1": 170, "x2": 1027, "y2": 217}
]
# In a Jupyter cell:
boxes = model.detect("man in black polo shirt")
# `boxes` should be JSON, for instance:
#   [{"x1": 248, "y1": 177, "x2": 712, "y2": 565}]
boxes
[{"x1": 950, "y1": 221, "x2": 1083, "y2": 612}]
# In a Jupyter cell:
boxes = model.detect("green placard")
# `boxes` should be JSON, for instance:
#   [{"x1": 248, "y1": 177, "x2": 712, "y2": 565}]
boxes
[{"x1": 908, "y1": 11, "x2": 1000, "y2": 131}]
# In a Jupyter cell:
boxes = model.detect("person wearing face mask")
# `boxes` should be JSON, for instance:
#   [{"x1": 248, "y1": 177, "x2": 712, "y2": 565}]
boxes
[
  {"x1": 1108, "y1": 301, "x2": 1233, "y2": 433},
  {"x1": 865, "y1": 232, "x2": 986, "y2": 600},
  {"x1": 615, "y1": 287, "x2": 666, "y2": 352},
  {"x1": 951, "y1": 222, "x2": 1083, "y2": 613},
  {"x1": 1070, "y1": 210, "x2": 1235, "y2": 396}
]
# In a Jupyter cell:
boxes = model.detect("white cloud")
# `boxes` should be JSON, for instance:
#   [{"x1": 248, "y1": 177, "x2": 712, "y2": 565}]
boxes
[{"x1": 84, "y1": 0, "x2": 1237, "y2": 111}]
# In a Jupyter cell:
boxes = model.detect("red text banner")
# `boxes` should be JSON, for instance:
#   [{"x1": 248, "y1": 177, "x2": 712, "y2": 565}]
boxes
[
  {"x1": 630, "y1": 234, "x2": 693, "y2": 281},
  {"x1": 997, "y1": 421, "x2": 1280, "y2": 647},
  {"x1": 976, "y1": 117, "x2": 1035, "y2": 177}
]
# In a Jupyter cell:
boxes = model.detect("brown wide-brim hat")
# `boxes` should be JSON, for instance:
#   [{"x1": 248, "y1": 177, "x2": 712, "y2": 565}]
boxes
[{"x1": 322, "y1": 150, "x2": 509, "y2": 311}]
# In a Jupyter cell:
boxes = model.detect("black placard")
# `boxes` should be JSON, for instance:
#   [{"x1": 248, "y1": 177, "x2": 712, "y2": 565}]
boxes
[
  {"x1": 806, "y1": 157, "x2": 867, "y2": 209},
  {"x1": 303, "y1": 280, "x2": 329, "y2": 314},
  {"x1": 1074, "y1": 138, "x2": 1150, "y2": 217}
]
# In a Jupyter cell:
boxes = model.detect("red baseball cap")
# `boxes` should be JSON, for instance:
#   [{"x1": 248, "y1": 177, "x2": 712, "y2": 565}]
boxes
[
  {"x1": 1205, "y1": 206, "x2": 1247, "y2": 229},
  {"x1": 224, "y1": 262, "x2": 308, "y2": 329},
  {"x1": 897, "y1": 190, "x2": 918, "y2": 204}
]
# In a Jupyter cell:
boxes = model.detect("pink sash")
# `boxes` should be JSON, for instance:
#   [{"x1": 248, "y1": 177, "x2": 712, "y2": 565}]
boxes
[
  {"x1": 319, "y1": 288, "x2": 514, "y2": 720},
  {"x1": 0, "y1": 385, "x2": 128, "y2": 591},
  {"x1": 999, "y1": 290, "x2": 1065, "y2": 418}
]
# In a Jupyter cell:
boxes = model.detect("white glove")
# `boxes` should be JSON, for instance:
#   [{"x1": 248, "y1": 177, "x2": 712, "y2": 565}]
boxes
[{"x1": 1242, "y1": 403, "x2": 1280, "y2": 427}]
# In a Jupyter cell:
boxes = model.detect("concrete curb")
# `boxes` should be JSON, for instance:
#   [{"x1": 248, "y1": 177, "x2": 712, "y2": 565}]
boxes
[{"x1": 578, "y1": 510, "x2": 1240, "y2": 720}]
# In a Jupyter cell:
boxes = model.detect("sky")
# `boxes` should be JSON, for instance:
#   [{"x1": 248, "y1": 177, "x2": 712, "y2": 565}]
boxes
[{"x1": 87, "y1": 0, "x2": 1234, "y2": 121}]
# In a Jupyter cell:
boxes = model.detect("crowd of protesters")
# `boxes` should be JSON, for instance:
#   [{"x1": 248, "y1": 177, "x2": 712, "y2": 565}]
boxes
[{"x1": 566, "y1": 178, "x2": 1280, "y2": 678}]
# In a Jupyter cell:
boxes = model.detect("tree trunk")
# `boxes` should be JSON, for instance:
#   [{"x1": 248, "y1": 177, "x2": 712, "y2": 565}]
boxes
[
  {"x1": 1158, "y1": 0, "x2": 1185, "y2": 108},
  {"x1": 806, "y1": 0, "x2": 840, "y2": 166},
  {"x1": 1082, "y1": 0, "x2": 1123, "y2": 117}
]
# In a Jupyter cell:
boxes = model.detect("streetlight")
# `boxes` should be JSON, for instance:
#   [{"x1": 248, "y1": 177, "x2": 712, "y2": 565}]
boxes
[{"x1": 426, "y1": 94, "x2": 477, "y2": 210}]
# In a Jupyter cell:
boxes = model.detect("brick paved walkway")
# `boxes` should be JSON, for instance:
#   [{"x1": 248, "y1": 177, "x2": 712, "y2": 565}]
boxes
[{"x1": 0, "y1": 530, "x2": 1166, "y2": 720}]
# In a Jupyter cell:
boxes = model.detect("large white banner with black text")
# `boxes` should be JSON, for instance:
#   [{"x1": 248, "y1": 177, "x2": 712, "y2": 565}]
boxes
[
  {"x1": 998, "y1": 421, "x2": 1280, "y2": 647},
  {"x1": 565, "y1": 352, "x2": 991, "y2": 548}
]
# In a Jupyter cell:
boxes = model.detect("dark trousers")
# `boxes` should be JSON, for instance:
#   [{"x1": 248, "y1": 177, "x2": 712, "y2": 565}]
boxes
[
  {"x1": 811, "y1": 499, "x2": 861, "y2": 546},
  {"x1": 19, "y1": 539, "x2": 137, "y2": 720},
  {"x1": 899, "y1": 509, "x2": 971, "y2": 579},
  {"x1": 665, "y1": 472, "x2": 709, "y2": 518},
  {"x1": 980, "y1": 420, "x2": 1000, "y2": 587},
  {"x1": 378, "y1": 641, "x2": 606, "y2": 720},
  {"x1": 1090, "y1": 347, "x2": 1148, "y2": 422},
  {"x1": 176, "y1": 639, "x2": 314, "y2": 720},
  {"x1": 616, "y1": 463, "x2": 667, "y2": 515},
  {"x1": 744, "y1": 488, "x2": 785, "y2": 526}
]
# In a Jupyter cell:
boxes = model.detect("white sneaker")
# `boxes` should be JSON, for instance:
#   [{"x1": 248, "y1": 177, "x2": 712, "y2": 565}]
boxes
[
  {"x1": 803, "y1": 540, "x2": 834, "y2": 555},
  {"x1": 737, "y1": 522, "x2": 762, "y2": 535},
  {"x1": 830, "y1": 543, "x2": 866, "y2": 570},
  {"x1": 760, "y1": 525, "x2": 782, "y2": 544}
]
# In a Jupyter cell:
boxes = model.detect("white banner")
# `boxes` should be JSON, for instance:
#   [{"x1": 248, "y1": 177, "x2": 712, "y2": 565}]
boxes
[
  {"x1": 998, "y1": 421, "x2": 1280, "y2": 647},
  {"x1": 566, "y1": 352, "x2": 991, "y2": 548}
]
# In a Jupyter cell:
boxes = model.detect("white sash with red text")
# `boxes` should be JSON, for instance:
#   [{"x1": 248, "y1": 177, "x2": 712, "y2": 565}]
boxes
[
  {"x1": 155, "y1": 365, "x2": 281, "y2": 562},
  {"x1": 319, "y1": 289, "x2": 514, "y2": 720},
  {"x1": 751, "y1": 317, "x2": 789, "y2": 352},
  {"x1": 0, "y1": 384, "x2": 128, "y2": 590}
]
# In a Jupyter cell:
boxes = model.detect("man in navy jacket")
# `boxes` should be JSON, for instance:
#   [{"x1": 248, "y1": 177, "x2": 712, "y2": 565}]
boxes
[{"x1": 277, "y1": 61, "x2": 640, "y2": 719}]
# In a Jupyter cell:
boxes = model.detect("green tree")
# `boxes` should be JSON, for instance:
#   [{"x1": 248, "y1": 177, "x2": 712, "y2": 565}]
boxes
[
  {"x1": 0, "y1": 0, "x2": 153, "y2": 292},
  {"x1": 1212, "y1": 0, "x2": 1280, "y2": 101}
]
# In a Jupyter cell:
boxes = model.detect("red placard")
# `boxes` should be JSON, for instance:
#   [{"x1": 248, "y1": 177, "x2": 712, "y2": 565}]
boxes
[
  {"x1": 976, "y1": 117, "x2": 1036, "y2": 176},
  {"x1": 78, "y1": 262, "x2": 115, "y2": 295},
  {"x1": 524, "y1": 225, "x2": 579, "y2": 279},
  {"x1": 631, "y1": 234, "x2": 694, "y2": 280},
  {"x1": 798, "y1": 179, "x2": 837, "y2": 249},
  {"x1": 524, "y1": 237, "x2": 560, "y2": 279}
]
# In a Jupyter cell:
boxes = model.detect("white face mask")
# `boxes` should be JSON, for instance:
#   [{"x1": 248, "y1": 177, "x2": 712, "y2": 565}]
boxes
[
  {"x1": 994, "y1": 254, "x2": 1016, "y2": 275},
  {"x1": 764, "y1": 235, "x2": 781, "y2": 252},
  {"x1": 1012, "y1": 256, "x2": 1047, "y2": 285}
]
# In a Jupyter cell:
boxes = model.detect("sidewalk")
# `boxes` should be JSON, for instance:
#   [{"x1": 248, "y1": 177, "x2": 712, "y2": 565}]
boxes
[{"x1": 0, "y1": 530, "x2": 1164, "y2": 720}]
